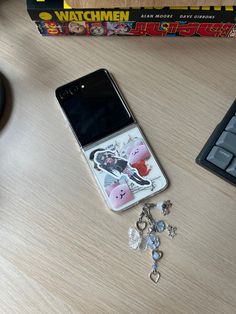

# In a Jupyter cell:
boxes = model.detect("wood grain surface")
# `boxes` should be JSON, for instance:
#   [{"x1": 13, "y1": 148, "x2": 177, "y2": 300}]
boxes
[
  {"x1": 0, "y1": 0, "x2": 236, "y2": 313},
  {"x1": 66, "y1": 0, "x2": 236, "y2": 8}
]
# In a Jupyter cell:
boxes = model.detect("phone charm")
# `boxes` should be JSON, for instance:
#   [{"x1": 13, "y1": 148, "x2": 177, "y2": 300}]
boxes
[{"x1": 128, "y1": 201, "x2": 177, "y2": 284}]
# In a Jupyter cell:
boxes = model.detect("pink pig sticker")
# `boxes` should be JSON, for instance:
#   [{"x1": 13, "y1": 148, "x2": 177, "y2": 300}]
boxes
[
  {"x1": 109, "y1": 183, "x2": 134, "y2": 209},
  {"x1": 125, "y1": 139, "x2": 144, "y2": 156},
  {"x1": 105, "y1": 182, "x2": 120, "y2": 197},
  {"x1": 128, "y1": 144, "x2": 151, "y2": 164}
]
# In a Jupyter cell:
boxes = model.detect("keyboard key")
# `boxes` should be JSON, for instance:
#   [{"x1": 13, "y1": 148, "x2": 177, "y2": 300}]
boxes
[
  {"x1": 226, "y1": 158, "x2": 236, "y2": 177},
  {"x1": 225, "y1": 116, "x2": 236, "y2": 135},
  {"x1": 216, "y1": 131, "x2": 236, "y2": 155},
  {"x1": 206, "y1": 146, "x2": 233, "y2": 169}
]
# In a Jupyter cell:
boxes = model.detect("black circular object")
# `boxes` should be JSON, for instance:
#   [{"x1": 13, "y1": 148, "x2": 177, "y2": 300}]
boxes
[
  {"x1": 59, "y1": 89, "x2": 69, "y2": 100},
  {"x1": 0, "y1": 75, "x2": 5, "y2": 118},
  {"x1": 69, "y1": 85, "x2": 79, "y2": 95}
]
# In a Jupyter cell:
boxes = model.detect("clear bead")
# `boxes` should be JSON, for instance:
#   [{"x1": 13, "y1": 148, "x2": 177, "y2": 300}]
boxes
[
  {"x1": 152, "y1": 250, "x2": 162, "y2": 261},
  {"x1": 128, "y1": 227, "x2": 142, "y2": 250},
  {"x1": 154, "y1": 220, "x2": 166, "y2": 233},
  {"x1": 147, "y1": 233, "x2": 160, "y2": 249},
  {"x1": 139, "y1": 235, "x2": 148, "y2": 251},
  {"x1": 152, "y1": 263, "x2": 158, "y2": 272},
  {"x1": 155, "y1": 201, "x2": 164, "y2": 210}
]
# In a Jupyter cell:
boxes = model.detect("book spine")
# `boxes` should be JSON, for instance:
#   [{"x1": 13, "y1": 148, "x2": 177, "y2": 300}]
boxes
[
  {"x1": 36, "y1": 20, "x2": 236, "y2": 37},
  {"x1": 28, "y1": 6, "x2": 236, "y2": 23},
  {"x1": 30, "y1": 6, "x2": 236, "y2": 37}
]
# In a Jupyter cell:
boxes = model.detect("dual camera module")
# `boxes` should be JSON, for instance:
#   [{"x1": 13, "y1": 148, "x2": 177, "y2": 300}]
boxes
[{"x1": 59, "y1": 84, "x2": 85, "y2": 100}]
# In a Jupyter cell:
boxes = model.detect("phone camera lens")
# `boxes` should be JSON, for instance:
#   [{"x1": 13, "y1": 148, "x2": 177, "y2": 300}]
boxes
[
  {"x1": 59, "y1": 90, "x2": 69, "y2": 100},
  {"x1": 69, "y1": 85, "x2": 79, "y2": 95}
]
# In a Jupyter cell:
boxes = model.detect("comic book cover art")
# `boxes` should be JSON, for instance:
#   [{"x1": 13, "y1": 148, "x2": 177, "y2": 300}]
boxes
[
  {"x1": 84, "y1": 126, "x2": 167, "y2": 212},
  {"x1": 36, "y1": 20, "x2": 235, "y2": 37},
  {"x1": 37, "y1": 21, "x2": 88, "y2": 35},
  {"x1": 107, "y1": 22, "x2": 134, "y2": 35},
  {"x1": 36, "y1": 21, "x2": 63, "y2": 36},
  {"x1": 37, "y1": 20, "x2": 106, "y2": 36},
  {"x1": 129, "y1": 21, "x2": 234, "y2": 36},
  {"x1": 65, "y1": 21, "x2": 87, "y2": 35},
  {"x1": 87, "y1": 22, "x2": 107, "y2": 35}
]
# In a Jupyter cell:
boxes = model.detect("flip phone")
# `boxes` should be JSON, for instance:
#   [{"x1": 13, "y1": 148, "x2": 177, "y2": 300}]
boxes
[{"x1": 56, "y1": 69, "x2": 168, "y2": 211}]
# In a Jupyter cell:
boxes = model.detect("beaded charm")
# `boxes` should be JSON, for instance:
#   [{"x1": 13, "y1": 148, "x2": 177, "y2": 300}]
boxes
[
  {"x1": 155, "y1": 200, "x2": 172, "y2": 216},
  {"x1": 128, "y1": 200, "x2": 177, "y2": 284},
  {"x1": 128, "y1": 227, "x2": 142, "y2": 250}
]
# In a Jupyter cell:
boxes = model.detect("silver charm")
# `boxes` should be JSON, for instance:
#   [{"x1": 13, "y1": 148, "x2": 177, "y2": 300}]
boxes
[
  {"x1": 128, "y1": 200, "x2": 177, "y2": 284},
  {"x1": 136, "y1": 220, "x2": 147, "y2": 231},
  {"x1": 167, "y1": 224, "x2": 177, "y2": 238},
  {"x1": 150, "y1": 271, "x2": 161, "y2": 284},
  {"x1": 155, "y1": 200, "x2": 172, "y2": 216}
]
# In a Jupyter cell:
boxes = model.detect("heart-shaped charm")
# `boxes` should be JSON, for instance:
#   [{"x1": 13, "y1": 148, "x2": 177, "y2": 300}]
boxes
[
  {"x1": 152, "y1": 250, "x2": 163, "y2": 261},
  {"x1": 150, "y1": 271, "x2": 161, "y2": 284},
  {"x1": 136, "y1": 220, "x2": 147, "y2": 231}
]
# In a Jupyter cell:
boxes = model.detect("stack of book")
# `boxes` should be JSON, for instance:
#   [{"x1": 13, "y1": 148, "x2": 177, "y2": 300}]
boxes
[{"x1": 27, "y1": 0, "x2": 236, "y2": 37}]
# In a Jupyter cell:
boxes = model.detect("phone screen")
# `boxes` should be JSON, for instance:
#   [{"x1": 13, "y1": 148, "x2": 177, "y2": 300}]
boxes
[{"x1": 56, "y1": 69, "x2": 134, "y2": 147}]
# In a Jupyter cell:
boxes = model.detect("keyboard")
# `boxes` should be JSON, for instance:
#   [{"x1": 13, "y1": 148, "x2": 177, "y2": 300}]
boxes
[{"x1": 196, "y1": 100, "x2": 236, "y2": 186}]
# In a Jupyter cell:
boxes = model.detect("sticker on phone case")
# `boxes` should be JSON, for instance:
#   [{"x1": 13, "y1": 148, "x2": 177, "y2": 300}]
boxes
[
  {"x1": 85, "y1": 127, "x2": 167, "y2": 211},
  {"x1": 94, "y1": 150, "x2": 151, "y2": 187}
]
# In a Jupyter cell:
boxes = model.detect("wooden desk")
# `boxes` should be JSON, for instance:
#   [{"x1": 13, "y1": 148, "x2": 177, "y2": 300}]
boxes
[{"x1": 0, "y1": 1, "x2": 235, "y2": 313}]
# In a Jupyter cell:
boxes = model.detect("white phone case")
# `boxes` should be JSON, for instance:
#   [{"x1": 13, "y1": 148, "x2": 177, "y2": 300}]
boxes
[{"x1": 84, "y1": 124, "x2": 168, "y2": 212}]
